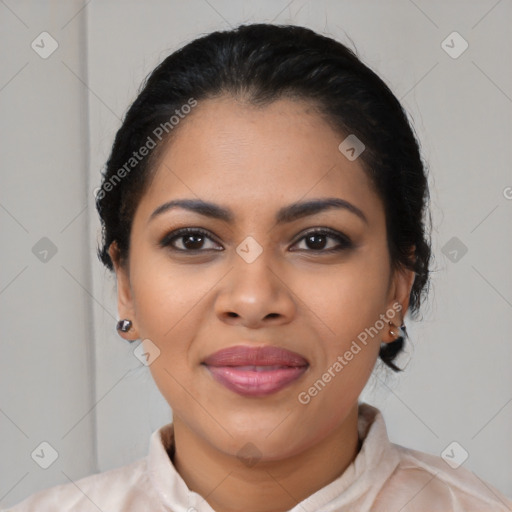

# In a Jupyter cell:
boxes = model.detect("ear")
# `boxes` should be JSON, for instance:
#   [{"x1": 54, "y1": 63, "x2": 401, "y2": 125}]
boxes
[
  {"x1": 109, "y1": 241, "x2": 139, "y2": 341},
  {"x1": 381, "y1": 248, "x2": 416, "y2": 344}
]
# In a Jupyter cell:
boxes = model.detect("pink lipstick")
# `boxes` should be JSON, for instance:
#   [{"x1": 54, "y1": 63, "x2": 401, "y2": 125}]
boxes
[{"x1": 202, "y1": 345, "x2": 309, "y2": 397}]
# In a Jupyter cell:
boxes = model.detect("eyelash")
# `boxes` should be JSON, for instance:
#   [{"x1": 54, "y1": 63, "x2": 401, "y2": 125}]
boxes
[{"x1": 159, "y1": 227, "x2": 353, "y2": 254}]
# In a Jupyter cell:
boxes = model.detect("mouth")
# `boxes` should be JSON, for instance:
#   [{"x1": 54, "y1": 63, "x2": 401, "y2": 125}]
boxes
[{"x1": 202, "y1": 345, "x2": 309, "y2": 397}]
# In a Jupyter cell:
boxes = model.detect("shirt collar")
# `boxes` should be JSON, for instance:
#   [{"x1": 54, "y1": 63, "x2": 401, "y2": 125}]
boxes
[{"x1": 146, "y1": 402, "x2": 400, "y2": 512}]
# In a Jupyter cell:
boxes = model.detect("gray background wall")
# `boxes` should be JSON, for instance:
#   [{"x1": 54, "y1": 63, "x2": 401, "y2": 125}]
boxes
[{"x1": 1, "y1": 0, "x2": 511, "y2": 508}]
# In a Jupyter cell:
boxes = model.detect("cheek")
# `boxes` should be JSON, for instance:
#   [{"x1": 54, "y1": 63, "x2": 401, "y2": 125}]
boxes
[
  {"x1": 134, "y1": 284, "x2": 202, "y2": 414},
  {"x1": 295, "y1": 252, "x2": 390, "y2": 344},
  {"x1": 298, "y1": 279, "x2": 385, "y2": 431},
  {"x1": 130, "y1": 245, "x2": 207, "y2": 340},
  {"x1": 299, "y1": 353, "x2": 376, "y2": 442},
  {"x1": 128, "y1": 279, "x2": 196, "y2": 405}
]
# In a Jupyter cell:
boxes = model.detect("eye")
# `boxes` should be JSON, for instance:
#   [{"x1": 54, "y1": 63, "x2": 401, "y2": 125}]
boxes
[
  {"x1": 160, "y1": 227, "x2": 353, "y2": 254},
  {"x1": 290, "y1": 228, "x2": 353, "y2": 253},
  {"x1": 160, "y1": 228, "x2": 223, "y2": 252}
]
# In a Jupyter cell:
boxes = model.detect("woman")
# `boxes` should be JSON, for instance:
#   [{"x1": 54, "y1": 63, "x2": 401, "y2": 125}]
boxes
[{"x1": 5, "y1": 23, "x2": 511, "y2": 512}]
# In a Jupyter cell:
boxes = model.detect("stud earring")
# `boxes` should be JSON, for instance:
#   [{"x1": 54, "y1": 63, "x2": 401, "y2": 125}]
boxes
[
  {"x1": 116, "y1": 319, "x2": 132, "y2": 333},
  {"x1": 388, "y1": 321, "x2": 406, "y2": 340},
  {"x1": 116, "y1": 319, "x2": 137, "y2": 343}
]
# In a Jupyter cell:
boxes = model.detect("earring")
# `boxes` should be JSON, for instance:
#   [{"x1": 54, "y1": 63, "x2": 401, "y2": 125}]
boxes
[
  {"x1": 116, "y1": 319, "x2": 137, "y2": 343},
  {"x1": 116, "y1": 319, "x2": 132, "y2": 333},
  {"x1": 388, "y1": 321, "x2": 406, "y2": 340}
]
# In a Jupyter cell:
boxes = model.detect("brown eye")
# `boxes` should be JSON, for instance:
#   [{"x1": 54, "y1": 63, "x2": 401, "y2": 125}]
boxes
[
  {"x1": 291, "y1": 229, "x2": 353, "y2": 253},
  {"x1": 160, "y1": 228, "x2": 223, "y2": 252},
  {"x1": 159, "y1": 227, "x2": 353, "y2": 254}
]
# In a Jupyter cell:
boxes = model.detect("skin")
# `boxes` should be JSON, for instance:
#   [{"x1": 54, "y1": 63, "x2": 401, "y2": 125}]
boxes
[{"x1": 109, "y1": 95, "x2": 415, "y2": 512}]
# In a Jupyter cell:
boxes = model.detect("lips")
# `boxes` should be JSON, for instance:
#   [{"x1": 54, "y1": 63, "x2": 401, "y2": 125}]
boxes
[
  {"x1": 202, "y1": 345, "x2": 309, "y2": 367},
  {"x1": 202, "y1": 345, "x2": 309, "y2": 397}
]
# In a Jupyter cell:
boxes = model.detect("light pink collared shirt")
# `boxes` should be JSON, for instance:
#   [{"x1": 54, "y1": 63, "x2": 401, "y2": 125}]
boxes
[{"x1": 4, "y1": 403, "x2": 512, "y2": 511}]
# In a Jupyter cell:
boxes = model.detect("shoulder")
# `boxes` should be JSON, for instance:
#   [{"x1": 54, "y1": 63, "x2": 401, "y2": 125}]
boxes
[
  {"x1": 2, "y1": 457, "x2": 155, "y2": 512},
  {"x1": 374, "y1": 443, "x2": 512, "y2": 511}
]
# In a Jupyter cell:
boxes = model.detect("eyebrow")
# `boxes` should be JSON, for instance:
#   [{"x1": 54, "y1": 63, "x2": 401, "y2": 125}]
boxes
[{"x1": 148, "y1": 197, "x2": 368, "y2": 226}]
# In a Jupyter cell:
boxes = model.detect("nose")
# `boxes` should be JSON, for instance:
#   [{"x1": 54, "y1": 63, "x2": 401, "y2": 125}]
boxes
[{"x1": 214, "y1": 248, "x2": 296, "y2": 329}]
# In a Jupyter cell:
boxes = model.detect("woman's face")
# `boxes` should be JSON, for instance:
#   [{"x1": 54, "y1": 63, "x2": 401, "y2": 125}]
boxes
[{"x1": 110, "y1": 96, "x2": 414, "y2": 460}]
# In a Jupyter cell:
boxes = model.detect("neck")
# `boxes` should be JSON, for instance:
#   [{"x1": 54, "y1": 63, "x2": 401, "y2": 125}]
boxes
[{"x1": 170, "y1": 405, "x2": 361, "y2": 512}]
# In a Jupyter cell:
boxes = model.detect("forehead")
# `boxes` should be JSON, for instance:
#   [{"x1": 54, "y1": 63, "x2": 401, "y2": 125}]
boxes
[{"x1": 134, "y1": 96, "x2": 383, "y2": 227}]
